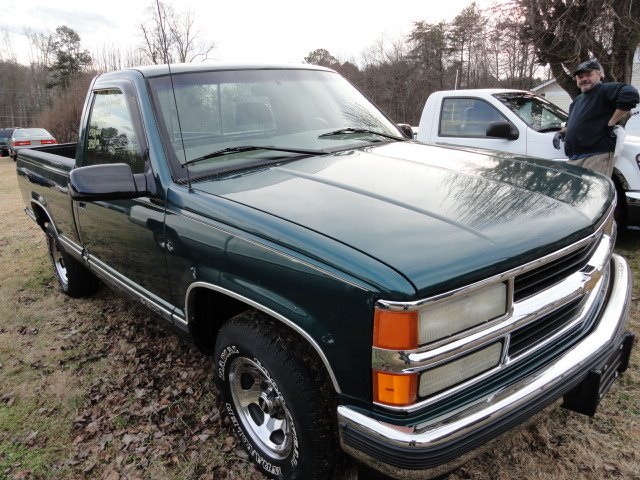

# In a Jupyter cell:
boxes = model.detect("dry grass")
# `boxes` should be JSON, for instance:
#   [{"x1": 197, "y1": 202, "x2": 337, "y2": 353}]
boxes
[{"x1": 0, "y1": 155, "x2": 638, "y2": 479}]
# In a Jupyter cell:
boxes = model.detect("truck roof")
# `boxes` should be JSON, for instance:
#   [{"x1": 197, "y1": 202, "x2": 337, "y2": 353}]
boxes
[
  {"x1": 432, "y1": 88, "x2": 530, "y2": 96},
  {"x1": 100, "y1": 62, "x2": 335, "y2": 79}
]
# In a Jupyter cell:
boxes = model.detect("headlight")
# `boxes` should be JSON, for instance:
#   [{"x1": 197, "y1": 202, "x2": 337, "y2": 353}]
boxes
[
  {"x1": 373, "y1": 282, "x2": 508, "y2": 350},
  {"x1": 418, "y1": 282, "x2": 507, "y2": 344},
  {"x1": 419, "y1": 341, "x2": 503, "y2": 397}
]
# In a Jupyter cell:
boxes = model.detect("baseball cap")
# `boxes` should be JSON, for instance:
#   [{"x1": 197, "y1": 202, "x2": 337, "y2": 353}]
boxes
[{"x1": 573, "y1": 60, "x2": 602, "y2": 76}]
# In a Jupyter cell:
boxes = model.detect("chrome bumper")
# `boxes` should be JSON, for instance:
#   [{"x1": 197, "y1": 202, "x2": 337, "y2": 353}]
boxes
[{"x1": 338, "y1": 254, "x2": 632, "y2": 479}]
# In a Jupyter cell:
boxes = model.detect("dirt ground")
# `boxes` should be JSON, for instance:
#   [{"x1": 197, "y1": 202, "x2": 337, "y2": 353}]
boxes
[{"x1": 0, "y1": 155, "x2": 638, "y2": 480}]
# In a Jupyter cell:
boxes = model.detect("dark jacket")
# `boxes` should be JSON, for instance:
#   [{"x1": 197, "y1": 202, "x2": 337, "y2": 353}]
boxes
[{"x1": 564, "y1": 82, "x2": 639, "y2": 158}]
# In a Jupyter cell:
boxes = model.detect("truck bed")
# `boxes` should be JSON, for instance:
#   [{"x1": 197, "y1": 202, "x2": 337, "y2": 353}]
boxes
[{"x1": 15, "y1": 142, "x2": 79, "y2": 244}]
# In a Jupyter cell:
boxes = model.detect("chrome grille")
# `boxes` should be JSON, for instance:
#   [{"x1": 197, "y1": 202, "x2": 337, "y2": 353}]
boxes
[
  {"x1": 508, "y1": 297, "x2": 584, "y2": 357},
  {"x1": 513, "y1": 237, "x2": 600, "y2": 301}
]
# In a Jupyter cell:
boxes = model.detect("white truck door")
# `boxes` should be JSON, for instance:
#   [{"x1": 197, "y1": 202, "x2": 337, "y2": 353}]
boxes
[
  {"x1": 526, "y1": 129, "x2": 569, "y2": 160},
  {"x1": 426, "y1": 96, "x2": 527, "y2": 154}
]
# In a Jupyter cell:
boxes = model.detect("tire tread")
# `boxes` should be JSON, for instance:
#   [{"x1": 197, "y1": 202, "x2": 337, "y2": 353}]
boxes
[{"x1": 216, "y1": 310, "x2": 345, "y2": 480}]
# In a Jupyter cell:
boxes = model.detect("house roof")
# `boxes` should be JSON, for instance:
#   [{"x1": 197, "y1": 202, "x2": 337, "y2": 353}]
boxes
[{"x1": 531, "y1": 79, "x2": 557, "y2": 92}]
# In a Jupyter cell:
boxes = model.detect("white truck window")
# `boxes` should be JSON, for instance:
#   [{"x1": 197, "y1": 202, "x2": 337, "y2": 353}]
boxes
[
  {"x1": 493, "y1": 93, "x2": 567, "y2": 133},
  {"x1": 439, "y1": 98, "x2": 505, "y2": 137}
]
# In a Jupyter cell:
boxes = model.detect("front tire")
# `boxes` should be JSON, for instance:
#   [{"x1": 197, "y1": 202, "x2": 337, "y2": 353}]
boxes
[
  {"x1": 46, "y1": 223, "x2": 99, "y2": 297},
  {"x1": 214, "y1": 311, "x2": 344, "y2": 479}
]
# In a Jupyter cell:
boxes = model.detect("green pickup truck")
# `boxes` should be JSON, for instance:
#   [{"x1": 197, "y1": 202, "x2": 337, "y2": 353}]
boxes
[{"x1": 16, "y1": 64, "x2": 634, "y2": 479}]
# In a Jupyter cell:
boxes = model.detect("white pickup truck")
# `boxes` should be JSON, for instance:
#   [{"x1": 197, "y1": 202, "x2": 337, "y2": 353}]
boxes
[{"x1": 416, "y1": 89, "x2": 640, "y2": 228}]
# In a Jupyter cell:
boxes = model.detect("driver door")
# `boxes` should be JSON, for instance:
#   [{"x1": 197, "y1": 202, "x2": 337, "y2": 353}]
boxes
[{"x1": 75, "y1": 82, "x2": 173, "y2": 317}]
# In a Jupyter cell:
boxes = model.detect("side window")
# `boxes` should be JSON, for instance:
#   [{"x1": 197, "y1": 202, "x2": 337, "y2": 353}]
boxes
[
  {"x1": 86, "y1": 90, "x2": 146, "y2": 173},
  {"x1": 439, "y1": 98, "x2": 506, "y2": 137}
]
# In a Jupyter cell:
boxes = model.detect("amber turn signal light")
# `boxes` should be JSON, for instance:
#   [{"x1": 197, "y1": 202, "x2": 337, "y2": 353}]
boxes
[
  {"x1": 373, "y1": 309, "x2": 418, "y2": 350},
  {"x1": 373, "y1": 371, "x2": 418, "y2": 406}
]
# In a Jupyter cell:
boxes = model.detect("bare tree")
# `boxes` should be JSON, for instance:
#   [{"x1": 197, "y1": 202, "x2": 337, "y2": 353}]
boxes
[
  {"x1": 21, "y1": 28, "x2": 58, "y2": 117},
  {"x1": 484, "y1": 6, "x2": 539, "y2": 89},
  {"x1": 24, "y1": 27, "x2": 55, "y2": 67},
  {"x1": 449, "y1": 3, "x2": 489, "y2": 88},
  {"x1": 408, "y1": 21, "x2": 452, "y2": 92},
  {"x1": 512, "y1": 0, "x2": 640, "y2": 98},
  {"x1": 358, "y1": 36, "x2": 423, "y2": 123},
  {"x1": 92, "y1": 44, "x2": 146, "y2": 72},
  {"x1": 0, "y1": 27, "x2": 16, "y2": 63},
  {"x1": 139, "y1": 0, "x2": 215, "y2": 64},
  {"x1": 34, "y1": 72, "x2": 95, "y2": 142}
]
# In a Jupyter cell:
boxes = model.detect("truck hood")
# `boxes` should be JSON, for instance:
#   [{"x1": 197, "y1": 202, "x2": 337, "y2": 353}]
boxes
[{"x1": 193, "y1": 142, "x2": 613, "y2": 297}]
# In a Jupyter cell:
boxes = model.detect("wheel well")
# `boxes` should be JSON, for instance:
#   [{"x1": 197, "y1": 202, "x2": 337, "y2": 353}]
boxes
[
  {"x1": 186, "y1": 287, "x2": 340, "y2": 394},
  {"x1": 188, "y1": 287, "x2": 249, "y2": 354},
  {"x1": 611, "y1": 170, "x2": 628, "y2": 229},
  {"x1": 612, "y1": 168, "x2": 629, "y2": 192},
  {"x1": 31, "y1": 203, "x2": 51, "y2": 232}
]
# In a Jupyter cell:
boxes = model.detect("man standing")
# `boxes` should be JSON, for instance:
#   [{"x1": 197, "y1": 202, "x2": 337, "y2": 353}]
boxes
[{"x1": 562, "y1": 60, "x2": 639, "y2": 176}]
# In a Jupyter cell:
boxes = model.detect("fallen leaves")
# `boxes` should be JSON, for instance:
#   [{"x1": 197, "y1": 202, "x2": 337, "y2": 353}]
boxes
[
  {"x1": 54, "y1": 296, "x2": 266, "y2": 479},
  {"x1": 17, "y1": 326, "x2": 39, "y2": 335},
  {"x1": 1, "y1": 392, "x2": 15, "y2": 406}
]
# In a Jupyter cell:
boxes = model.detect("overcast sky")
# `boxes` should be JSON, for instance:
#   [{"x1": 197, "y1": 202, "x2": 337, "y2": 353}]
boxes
[{"x1": 4, "y1": 0, "x2": 494, "y2": 66}]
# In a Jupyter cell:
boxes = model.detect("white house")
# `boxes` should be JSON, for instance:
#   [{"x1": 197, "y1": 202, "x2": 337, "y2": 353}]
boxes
[{"x1": 531, "y1": 48, "x2": 640, "y2": 135}]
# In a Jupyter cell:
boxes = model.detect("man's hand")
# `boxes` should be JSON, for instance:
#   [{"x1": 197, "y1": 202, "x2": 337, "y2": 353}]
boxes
[
  {"x1": 608, "y1": 108, "x2": 630, "y2": 127},
  {"x1": 552, "y1": 131, "x2": 565, "y2": 150}
]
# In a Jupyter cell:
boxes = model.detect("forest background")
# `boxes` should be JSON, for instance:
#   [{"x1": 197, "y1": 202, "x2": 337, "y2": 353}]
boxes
[{"x1": 0, "y1": 0, "x2": 639, "y2": 142}]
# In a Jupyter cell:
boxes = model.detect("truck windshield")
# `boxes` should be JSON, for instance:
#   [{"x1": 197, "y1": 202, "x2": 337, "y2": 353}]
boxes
[
  {"x1": 148, "y1": 69, "x2": 402, "y2": 179},
  {"x1": 493, "y1": 92, "x2": 568, "y2": 133}
]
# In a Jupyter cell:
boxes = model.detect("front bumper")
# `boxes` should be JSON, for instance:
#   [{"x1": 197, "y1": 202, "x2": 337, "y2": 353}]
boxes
[{"x1": 338, "y1": 254, "x2": 633, "y2": 479}]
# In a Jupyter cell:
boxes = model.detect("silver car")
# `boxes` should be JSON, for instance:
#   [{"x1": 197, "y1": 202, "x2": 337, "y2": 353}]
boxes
[{"x1": 9, "y1": 128, "x2": 57, "y2": 160}]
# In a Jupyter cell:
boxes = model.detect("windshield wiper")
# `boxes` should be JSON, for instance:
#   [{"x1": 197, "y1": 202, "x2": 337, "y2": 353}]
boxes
[
  {"x1": 318, "y1": 128, "x2": 405, "y2": 141},
  {"x1": 183, "y1": 145, "x2": 327, "y2": 167}
]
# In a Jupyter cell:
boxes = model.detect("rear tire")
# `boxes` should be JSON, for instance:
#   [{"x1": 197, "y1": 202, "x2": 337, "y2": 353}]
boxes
[
  {"x1": 213, "y1": 310, "x2": 344, "y2": 479},
  {"x1": 46, "y1": 223, "x2": 99, "y2": 297}
]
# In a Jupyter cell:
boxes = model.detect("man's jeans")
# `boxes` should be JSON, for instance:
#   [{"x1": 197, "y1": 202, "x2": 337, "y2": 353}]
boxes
[{"x1": 567, "y1": 152, "x2": 615, "y2": 177}]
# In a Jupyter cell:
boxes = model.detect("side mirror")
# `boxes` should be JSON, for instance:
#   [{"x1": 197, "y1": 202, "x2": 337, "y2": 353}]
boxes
[
  {"x1": 486, "y1": 121, "x2": 519, "y2": 140},
  {"x1": 397, "y1": 123, "x2": 414, "y2": 139},
  {"x1": 69, "y1": 163, "x2": 151, "y2": 201}
]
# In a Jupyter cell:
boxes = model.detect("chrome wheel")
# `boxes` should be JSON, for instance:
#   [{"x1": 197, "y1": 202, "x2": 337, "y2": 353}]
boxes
[
  {"x1": 228, "y1": 357, "x2": 293, "y2": 459},
  {"x1": 49, "y1": 235, "x2": 68, "y2": 287}
]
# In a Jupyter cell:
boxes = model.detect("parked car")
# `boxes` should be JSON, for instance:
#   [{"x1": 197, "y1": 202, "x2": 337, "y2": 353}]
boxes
[
  {"x1": 0, "y1": 127, "x2": 19, "y2": 157},
  {"x1": 9, "y1": 128, "x2": 56, "y2": 160},
  {"x1": 16, "y1": 64, "x2": 634, "y2": 480}
]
